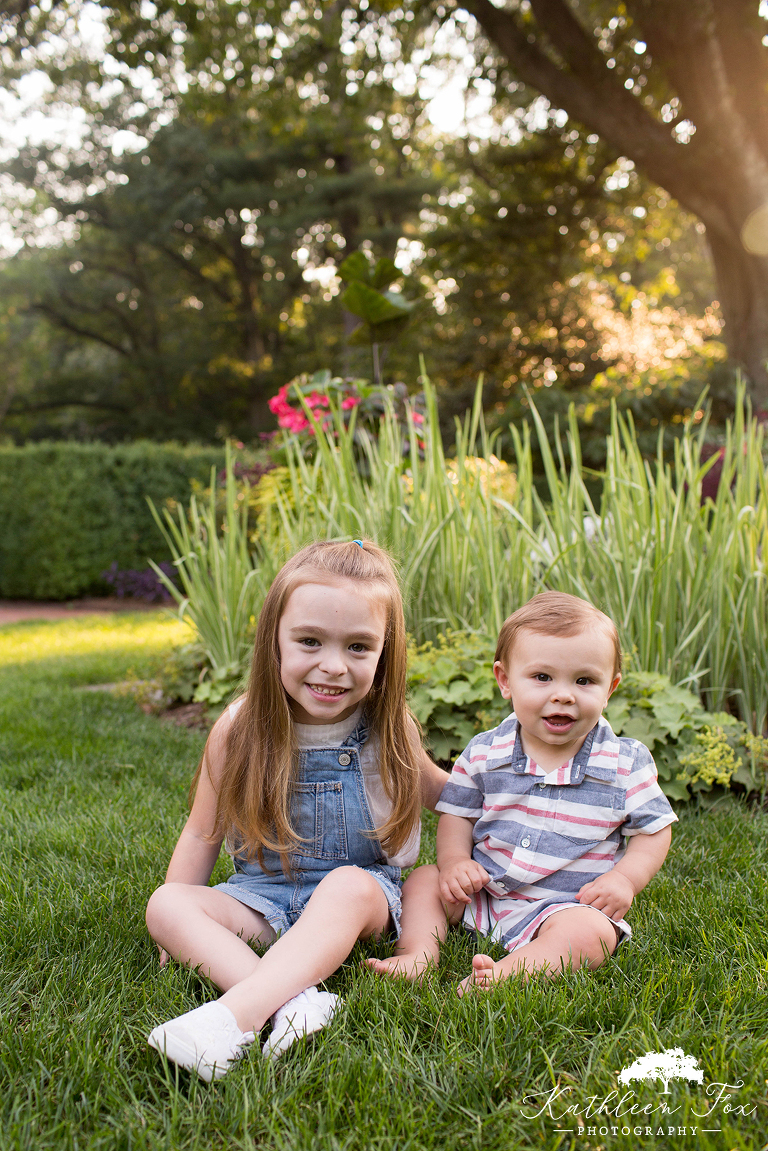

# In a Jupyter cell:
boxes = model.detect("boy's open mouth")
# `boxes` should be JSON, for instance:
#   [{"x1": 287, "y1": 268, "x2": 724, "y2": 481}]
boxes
[
  {"x1": 543, "y1": 714, "x2": 575, "y2": 730},
  {"x1": 307, "y1": 684, "x2": 348, "y2": 697}
]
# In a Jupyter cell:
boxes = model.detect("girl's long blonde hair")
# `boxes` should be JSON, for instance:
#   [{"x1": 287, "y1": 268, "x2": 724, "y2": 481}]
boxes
[{"x1": 206, "y1": 539, "x2": 421, "y2": 871}]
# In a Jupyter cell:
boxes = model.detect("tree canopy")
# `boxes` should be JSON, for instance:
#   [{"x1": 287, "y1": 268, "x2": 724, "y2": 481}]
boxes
[{"x1": 0, "y1": 0, "x2": 728, "y2": 441}]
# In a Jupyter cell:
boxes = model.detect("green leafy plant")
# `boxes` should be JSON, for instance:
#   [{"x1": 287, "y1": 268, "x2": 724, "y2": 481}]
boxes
[
  {"x1": 338, "y1": 251, "x2": 417, "y2": 386},
  {"x1": 407, "y1": 631, "x2": 509, "y2": 763},
  {"x1": 267, "y1": 370, "x2": 425, "y2": 462},
  {"x1": 606, "y1": 671, "x2": 767, "y2": 801}
]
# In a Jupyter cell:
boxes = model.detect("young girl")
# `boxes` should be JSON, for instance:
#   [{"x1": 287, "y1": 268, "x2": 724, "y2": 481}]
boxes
[{"x1": 146, "y1": 539, "x2": 447, "y2": 1080}]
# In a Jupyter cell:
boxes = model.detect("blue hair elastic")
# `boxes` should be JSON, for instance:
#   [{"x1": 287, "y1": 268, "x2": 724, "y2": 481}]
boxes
[{"x1": 352, "y1": 539, "x2": 364, "y2": 547}]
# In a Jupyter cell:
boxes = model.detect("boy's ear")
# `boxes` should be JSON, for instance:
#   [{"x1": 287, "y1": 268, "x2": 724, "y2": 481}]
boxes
[
  {"x1": 606, "y1": 672, "x2": 622, "y2": 705},
  {"x1": 493, "y1": 660, "x2": 512, "y2": 700}
]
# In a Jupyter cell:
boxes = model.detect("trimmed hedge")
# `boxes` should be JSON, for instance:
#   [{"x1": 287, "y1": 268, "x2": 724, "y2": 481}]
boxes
[{"x1": 0, "y1": 442, "x2": 227, "y2": 600}]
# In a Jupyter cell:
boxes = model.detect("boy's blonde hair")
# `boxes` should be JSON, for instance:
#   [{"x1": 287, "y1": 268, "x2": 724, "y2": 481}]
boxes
[
  {"x1": 496, "y1": 591, "x2": 621, "y2": 679},
  {"x1": 205, "y1": 539, "x2": 421, "y2": 872}
]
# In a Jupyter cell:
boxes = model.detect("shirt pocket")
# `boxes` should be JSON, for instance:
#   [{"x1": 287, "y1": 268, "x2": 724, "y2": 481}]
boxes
[
  {"x1": 290, "y1": 781, "x2": 349, "y2": 861},
  {"x1": 548, "y1": 785, "x2": 622, "y2": 852}
]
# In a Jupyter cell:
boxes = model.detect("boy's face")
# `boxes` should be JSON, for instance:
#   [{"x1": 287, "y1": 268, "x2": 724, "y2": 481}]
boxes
[{"x1": 493, "y1": 626, "x2": 621, "y2": 768}]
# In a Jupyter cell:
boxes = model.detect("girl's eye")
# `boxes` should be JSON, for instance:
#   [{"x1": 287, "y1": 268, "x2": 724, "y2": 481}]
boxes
[
  {"x1": 349, "y1": 643, "x2": 368, "y2": 653},
  {"x1": 300, "y1": 638, "x2": 320, "y2": 647},
  {"x1": 534, "y1": 673, "x2": 551, "y2": 682},
  {"x1": 576, "y1": 677, "x2": 593, "y2": 686}
]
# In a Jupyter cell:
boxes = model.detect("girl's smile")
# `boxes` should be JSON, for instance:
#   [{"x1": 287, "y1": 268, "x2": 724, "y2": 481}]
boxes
[{"x1": 277, "y1": 579, "x2": 388, "y2": 724}]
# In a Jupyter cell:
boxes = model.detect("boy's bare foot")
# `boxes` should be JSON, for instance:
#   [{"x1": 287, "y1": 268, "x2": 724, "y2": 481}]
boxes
[
  {"x1": 365, "y1": 954, "x2": 434, "y2": 981},
  {"x1": 457, "y1": 953, "x2": 501, "y2": 996}
]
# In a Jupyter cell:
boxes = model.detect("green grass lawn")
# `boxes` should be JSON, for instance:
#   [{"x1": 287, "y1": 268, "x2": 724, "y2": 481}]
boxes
[{"x1": 1, "y1": 615, "x2": 767, "y2": 1151}]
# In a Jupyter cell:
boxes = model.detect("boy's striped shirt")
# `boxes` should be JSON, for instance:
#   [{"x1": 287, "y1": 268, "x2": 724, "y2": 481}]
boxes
[{"x1": 436, "y1": 714, "x2": 677, "y2": 907}]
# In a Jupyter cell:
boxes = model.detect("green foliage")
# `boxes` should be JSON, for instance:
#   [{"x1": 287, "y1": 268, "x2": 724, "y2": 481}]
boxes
[
  {"x1": 407, "y1": 631, "x2": 509, "y2": 762},
  {"x1": 338, "y1": 250, "x2": 419, "y2": 387},
  {"x1": 1, "y1": 2, "x2": 439, "y2": 442},
  {"x1": 158, "y1": 377, "x2": 768, "y2": 750},
  {"x1": 607, "y1": 671, "x2": 768, "y2": 801},
  {"x1": 119, "y1": 640, "x2": 244, "y2": 715},
  {"x1": 0, "y1": 441, "x2": 227, "y2": 599}
]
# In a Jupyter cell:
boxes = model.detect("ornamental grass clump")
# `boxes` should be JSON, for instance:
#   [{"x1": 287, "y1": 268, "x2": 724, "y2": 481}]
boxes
[{"x1": 151, "y1": 377, "x2": 768, "y2": 755}]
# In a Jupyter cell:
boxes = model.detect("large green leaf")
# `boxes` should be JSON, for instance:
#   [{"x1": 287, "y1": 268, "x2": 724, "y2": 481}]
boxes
[
  {"x1": 621, "y1": 711, "x2": 661, "y2": 749},
  {"x1": 381, "y1": 289, "x2": 416, "y2": 313},
  {"x1": 338, "y1": 251, "x2": 372, "y2": 284},
  {"x1": 348, "y1": 314, "x2": 411, "y2": 346},
  {"x1": 340, "y1": 281, "x2": 409, "y2": 324},
  {"x1": 427, "y1": 678, "x2": 475, "y2": 706},
  {"x1": 605, "y1": 696, "x2": 630, "y2": 733},
  {"x1": 650, "y1": 698, "x2": 691, "y2": 740},
  {"x1": 370, "y1": 257, "x2": 400, "y2": 289}
]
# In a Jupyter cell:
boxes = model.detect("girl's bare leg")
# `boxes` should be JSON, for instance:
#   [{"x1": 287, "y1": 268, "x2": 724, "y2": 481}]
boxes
[
  {"x1": 219, "y1": 866, "x2": 390, "y2": 1033},
  {"x1": 146, "y1": 883, "x2": 276, "y2": 990},
  {"x1": 365, "y1": 865, "x2": 463, "y2": 981},
  {"x1": 457, "y1": 906, "x2": 619, "y2": 995}
]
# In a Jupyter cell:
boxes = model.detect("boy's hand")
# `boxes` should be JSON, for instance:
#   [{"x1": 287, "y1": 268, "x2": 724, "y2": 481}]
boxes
[
  {"x1": 438, "y1": 858, "x2": 490, "y2": 905},
  {"x1": 577, "y1": 871, "x2": 635, "y2": 920}
]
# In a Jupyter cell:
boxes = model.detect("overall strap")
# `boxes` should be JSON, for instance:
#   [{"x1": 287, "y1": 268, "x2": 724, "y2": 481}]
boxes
[{"x1": 341, "y1": 712, "x2": 369, "y2": 749}]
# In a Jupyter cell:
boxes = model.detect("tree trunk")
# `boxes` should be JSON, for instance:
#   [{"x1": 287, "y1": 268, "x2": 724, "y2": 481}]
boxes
[
  {"x1": 705, "y1": 232, "x2": 768, "y2": 409},
  {"x1": 458, "y1": 0, "x2": 768, "y2": 405}
]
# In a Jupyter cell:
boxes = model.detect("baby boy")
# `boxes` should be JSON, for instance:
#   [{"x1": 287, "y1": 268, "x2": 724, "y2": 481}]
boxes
[{"x1": 369, "y1": 591, "x2": 677, "y2": 989}]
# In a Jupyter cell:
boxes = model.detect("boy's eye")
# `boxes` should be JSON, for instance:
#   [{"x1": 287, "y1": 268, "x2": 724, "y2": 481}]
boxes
[
  {"x1": 576, "y1": 676, "x2": 593, "y2": 686},
  {"x1": 534, "y1": 673, "x2": 551, "y2": 682}
]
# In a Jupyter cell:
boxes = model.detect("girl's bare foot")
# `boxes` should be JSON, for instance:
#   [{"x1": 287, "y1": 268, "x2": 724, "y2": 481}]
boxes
[
  {"x1": 365, "y1": 954, "x2": 434, "y2": 982},
  {"x1": 457, "y1": 953, "x2": 500, "y2": 996}
]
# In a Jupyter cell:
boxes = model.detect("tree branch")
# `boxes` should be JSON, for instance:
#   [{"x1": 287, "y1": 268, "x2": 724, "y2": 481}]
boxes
[
  {"x1": 463, "y1": 0, "x2": 679, "y2": 166},
  {"x1": 459, "y1": 0, "x2": 745, "y2": 236},
  {"x1": 30, "y1": 304, "x2": 129, "y2": 356}
]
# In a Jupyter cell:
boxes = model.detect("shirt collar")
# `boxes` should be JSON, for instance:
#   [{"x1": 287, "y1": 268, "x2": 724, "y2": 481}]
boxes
[{"x1": 490, "y1": 716, "x2": 618, "y2": 786}]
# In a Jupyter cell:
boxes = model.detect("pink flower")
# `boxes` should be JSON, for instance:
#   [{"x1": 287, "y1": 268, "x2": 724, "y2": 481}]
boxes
[
  {"x1": 268, "y1": 385, "x2": 291, "y2": 415},
  {"x1": 308, "y1": 390, "x2": 330, "y2": 408},
  {"x1": 341, "y1": 395, "x2": 361, "y2": 410},
  {"x1": 277, "y1": 410, "x2": 309, "y2": 433},
  {"x1": 411, "y1": 412, "x2": 425, "y2": 425}
]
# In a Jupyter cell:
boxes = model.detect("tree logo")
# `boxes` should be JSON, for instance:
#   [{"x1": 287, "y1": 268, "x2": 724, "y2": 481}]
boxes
[{"x1": 618, "y1": 1049, "x2": 704, "y2": 1095}]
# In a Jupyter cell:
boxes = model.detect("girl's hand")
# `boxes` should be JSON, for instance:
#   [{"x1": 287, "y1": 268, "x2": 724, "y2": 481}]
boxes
[
  {"x1": 577, "y1": 871, "x2": 635, "y2": 920},
  {"x1": 438, "y1": 858, "x2": 490, "y2": 905},
  {"x1": 158, "y1": 946, "x2": 169, "y2": 967}
]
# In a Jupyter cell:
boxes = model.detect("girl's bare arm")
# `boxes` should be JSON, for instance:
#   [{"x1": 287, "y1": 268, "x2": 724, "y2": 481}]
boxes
[
  {"x1": 420, "y1": 750, "x2": 450, "y2": 811},
  {"x1": 164, "y1": 710, "x2": 231, "y2": 886}
]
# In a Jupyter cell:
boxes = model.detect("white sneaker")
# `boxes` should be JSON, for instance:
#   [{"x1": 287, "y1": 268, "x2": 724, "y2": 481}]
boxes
[
  {"x1": 262, "y1": 986, "x2": 341, "y2": 1059},
  {"x1": 148, "y1": 1001, "x2": 254, "y2": 1082}
]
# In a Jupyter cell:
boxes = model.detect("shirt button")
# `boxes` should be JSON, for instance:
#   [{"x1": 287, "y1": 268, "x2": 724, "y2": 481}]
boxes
[
  {"x1": 338, "y1": 752, "x2": 351, "y2": 766},
  {"x1": 521, "y1": 837, "x2": 531, "y2": 848}
]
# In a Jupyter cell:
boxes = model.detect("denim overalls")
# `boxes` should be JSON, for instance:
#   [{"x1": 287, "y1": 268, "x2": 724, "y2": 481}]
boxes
[{"x1": 213, "y1": 716, "x2": 403, "y2": 937}]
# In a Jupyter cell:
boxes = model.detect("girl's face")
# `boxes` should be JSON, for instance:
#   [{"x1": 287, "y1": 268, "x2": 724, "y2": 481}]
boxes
[{"x1": 277, "y1": 578, "x2": 388, "y2": 725}]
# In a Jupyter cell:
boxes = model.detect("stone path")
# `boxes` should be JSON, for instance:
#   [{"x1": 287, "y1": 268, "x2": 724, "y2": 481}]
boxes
[{"x1": 0, "y1": 598, "x2": 165, "y2": 625}]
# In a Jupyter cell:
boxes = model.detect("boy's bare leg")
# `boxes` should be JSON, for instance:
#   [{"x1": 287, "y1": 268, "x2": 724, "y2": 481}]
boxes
[
  {"x1": 457, "y1": 906, "x2": 618, "y2": 995},
  {"x1": 366, "y1": 865, "x2": 462, "y2": 981}
]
